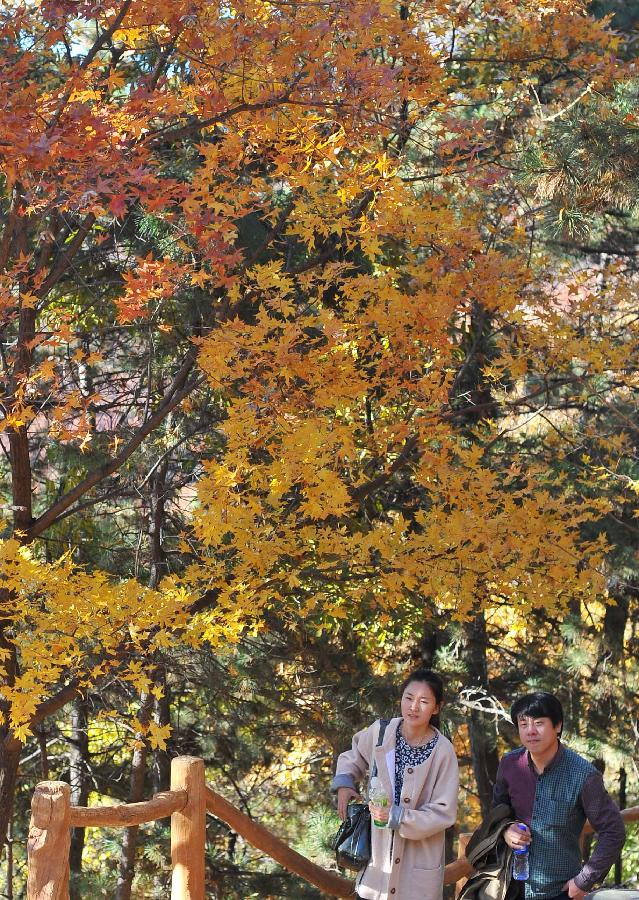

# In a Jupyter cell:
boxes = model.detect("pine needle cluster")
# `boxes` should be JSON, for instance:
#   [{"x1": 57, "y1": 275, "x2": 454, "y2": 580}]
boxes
[{"x1": 520, "y1": 81, "x2": 639, "y2": 237}]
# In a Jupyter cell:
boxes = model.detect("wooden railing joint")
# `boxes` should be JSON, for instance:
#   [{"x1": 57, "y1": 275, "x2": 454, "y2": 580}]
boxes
[{"x1": 69, "y1": 788, "x2": 188, "y2": 828}]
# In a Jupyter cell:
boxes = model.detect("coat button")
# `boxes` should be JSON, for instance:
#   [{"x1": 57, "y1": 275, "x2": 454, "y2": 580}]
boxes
[
  {"x1": 395, "y1": 857, "x2": 401, "y2": 864},
  {"x1": 407, "y1": 767, "x2": 414, "y2": 774},
  {"x1": 403, "y1": 797, "x2": 410, "y2": 803}
]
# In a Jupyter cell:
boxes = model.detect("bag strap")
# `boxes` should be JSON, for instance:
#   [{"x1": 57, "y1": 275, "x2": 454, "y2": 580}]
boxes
[{"x1": 370, "y1": 718, "x2": 390, "y2": 779}]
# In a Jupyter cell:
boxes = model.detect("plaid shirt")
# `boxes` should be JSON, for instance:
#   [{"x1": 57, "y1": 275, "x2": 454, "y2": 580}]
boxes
[{"x1": 493, "y1": 744, "x2": 625, "y2": 899}]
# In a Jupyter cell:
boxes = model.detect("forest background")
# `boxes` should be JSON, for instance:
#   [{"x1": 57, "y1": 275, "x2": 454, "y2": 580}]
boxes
[{"x1": 0, "y1": 0, "x2": 638, "y2": 896}]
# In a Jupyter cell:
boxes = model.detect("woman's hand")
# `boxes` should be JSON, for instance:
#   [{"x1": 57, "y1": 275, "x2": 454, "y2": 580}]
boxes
[
  {"x1": 369, "y1": 801, "x2": 390, "y2": 824},
  {"x1": 504, "y1": 823, "x2": 531, "y2": 850},
  {"x1": 337, "y1": 787, "x2": 360, "y2": 820}
]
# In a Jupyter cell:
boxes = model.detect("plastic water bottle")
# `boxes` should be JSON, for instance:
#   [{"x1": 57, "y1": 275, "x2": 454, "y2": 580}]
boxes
[
  {"x1": 512, "y1": 823, "x2": 529, "y2": 881},
  {"x1": 368, "y1": 776, "x2": 389, "y2": 828}
]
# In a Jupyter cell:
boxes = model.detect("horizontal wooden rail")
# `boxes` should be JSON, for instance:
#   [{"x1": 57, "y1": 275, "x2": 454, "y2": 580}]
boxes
[
  {"x1": 70, "y1": 789, "x2": 188, "y2": 827},
  {"x1": 583, "y1": 804, "x2": 639, "y2": 835},
  {"x1": 206, "y1": 785, "x2": 474, "y2": 897},
  {"x1": 206, "y1": 785, "x2": 355, "y2": 897}
]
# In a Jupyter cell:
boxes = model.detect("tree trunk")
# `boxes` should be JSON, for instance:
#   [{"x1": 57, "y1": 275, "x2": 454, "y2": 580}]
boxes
[
  {"x1": 416, "y1": 627, "x2": 439, "y2": 668},
  {"x1": 614, "y1": 767, "x2": 626, "y2": 885},
  {"x1": 0, "y1": 218, "x2": 36, "y2": 848},
  {"x1": 8, "y1": 297, "x2": 37, "y2": 536},
  {"x1": 115, "y1": 446, "x2": 170, "y2": 898},
  {"x1": 450, "y1": 296, "x2": 500, "y2": 817},
  {"x1": 152, "y1": 678, "x2": 171, "y2": 795},
  {"x1": 565, "y1": 596, "x2": 584, "y2": 737},
  {"x1": 0, "y1": 737, "x2": 22, "y2": 857},
  {"x1": 114, "y1": 693, "x2": 153, "y2": 900},
  {"x1": 69, "y1": 699, "x2": 90, "y2": 885},
  {"x1": 6, "y1": 819, "x2": 14, "y2": 900},
  {"x1": 36, "y1": 727, "x2": 49, "y2": 781},
  {"x1": 604, "y1": 578, "x2": 633, "y2": 665},
  {"x1": 463, "y1": 613, "x2": 499, "y2": 818},
  {"x1": 148, "y1": 455, "x2": 170, "y2": 589}
]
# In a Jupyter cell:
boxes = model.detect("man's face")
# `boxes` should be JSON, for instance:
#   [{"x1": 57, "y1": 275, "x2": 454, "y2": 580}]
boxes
[{"x1": 517, "y1": 714, "x2": 562, "y2": 756}]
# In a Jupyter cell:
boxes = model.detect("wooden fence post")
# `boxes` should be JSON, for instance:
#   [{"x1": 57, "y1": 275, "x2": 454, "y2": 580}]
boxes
[
  {"x1": 455, "y1": 832, "x2": 472, "y2": 898},
  {"x1": 27, "y1": 781, "x2": 71, "y2": 900},
  {"x1": 170, "y1": 756, "x2": 206, "y2": 900}
]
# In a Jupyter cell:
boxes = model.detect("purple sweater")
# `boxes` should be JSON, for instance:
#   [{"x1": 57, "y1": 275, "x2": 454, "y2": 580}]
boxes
[{"x1": 493, "y1": 744, "x2": 625, "y2": 893}]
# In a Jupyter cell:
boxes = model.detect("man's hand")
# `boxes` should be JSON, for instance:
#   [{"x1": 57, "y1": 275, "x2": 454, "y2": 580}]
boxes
[
  {"x1": 563, "y1": 879, "x2": 586, "y2": 900},
  {"x1": 503, "y1": 823, "x2": 531, "y2": 850},
  {"x1": 369, "y1": 801, "x2": 390, "y2": 824},
  {"x1": 337, "y1": 787, "x2": 360, "y2": 820}
]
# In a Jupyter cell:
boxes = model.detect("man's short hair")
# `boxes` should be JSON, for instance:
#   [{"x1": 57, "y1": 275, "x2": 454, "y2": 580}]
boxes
[{"x1": 510, "y1": 691, "x2": 564, "y2": 736}]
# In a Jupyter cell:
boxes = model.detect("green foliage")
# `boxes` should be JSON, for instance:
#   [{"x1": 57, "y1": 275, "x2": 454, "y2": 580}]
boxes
[
  {"x1": 621, "y1": 825, "x2": 639, "y2": 887},
  {"x1": 520, "y1": 80, "x2": 639, "y2": 238},
  {"x1": 590, "y1": 1, "x2": 639, "y2": 31},
  {"x1": 292, "y1": 805, "x2": 342, "y2": 869}
]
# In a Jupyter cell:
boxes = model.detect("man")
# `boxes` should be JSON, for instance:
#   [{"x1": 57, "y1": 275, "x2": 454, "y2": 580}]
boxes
[{"x1": 494, "y1": 691, "x2": 625, "y2": 900}]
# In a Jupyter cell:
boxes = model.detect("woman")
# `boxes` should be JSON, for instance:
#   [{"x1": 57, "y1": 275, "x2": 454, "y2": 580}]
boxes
[{"x1": 332, "y1": 669, "x2": 459, "y2": 900}]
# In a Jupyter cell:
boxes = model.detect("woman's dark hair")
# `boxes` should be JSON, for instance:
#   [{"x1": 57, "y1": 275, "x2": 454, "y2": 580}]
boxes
[
  {"x1": 510, "y1": 691, "x2": 564, "y2": 737},
  {"x1": 400, "y1": 668, "x2": 444, "y2": 728}
]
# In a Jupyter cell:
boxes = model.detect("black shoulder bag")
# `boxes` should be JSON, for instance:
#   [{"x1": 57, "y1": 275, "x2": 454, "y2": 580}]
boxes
[{"x1": 333, "y1": 719, "x2": 390, "y2": 871}]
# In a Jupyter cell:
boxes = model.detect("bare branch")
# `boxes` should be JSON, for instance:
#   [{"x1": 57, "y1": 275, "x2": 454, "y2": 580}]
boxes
[
  {"x1": 30, "y1": 680, "x2": 82, "y2": 728},
  {"x1": 47, "y1": 1, "x2": 134, "y2": 129},
  {"x1": 37, "y1": 214, "x2": 96, "y2": 300},
  {"x1": 27, "y1": 350, "x2": 202, "y2": 539},
  {"x1": 149, "y1": 68, "x2": 307, "y2": 144}
]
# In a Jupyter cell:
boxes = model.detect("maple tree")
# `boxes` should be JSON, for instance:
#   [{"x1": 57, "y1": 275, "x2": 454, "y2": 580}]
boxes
[{"x1": 0, "y1": 0, "x2": 636, "y2": 880}]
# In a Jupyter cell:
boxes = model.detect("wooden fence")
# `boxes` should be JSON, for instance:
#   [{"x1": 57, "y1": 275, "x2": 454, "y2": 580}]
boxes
[{"x1": 25, "y1": 755, "x2": 639, "y2": 899}]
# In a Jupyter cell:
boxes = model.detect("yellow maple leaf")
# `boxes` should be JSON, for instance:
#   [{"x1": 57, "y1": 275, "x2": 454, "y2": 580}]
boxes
[{"x1": 147, "y1": 721, "x2": 172, "y2": 751}]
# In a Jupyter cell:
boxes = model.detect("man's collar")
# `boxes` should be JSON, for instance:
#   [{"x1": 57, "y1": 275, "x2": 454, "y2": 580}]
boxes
[{"x1": 526, "y1": 740, "x2": 563, "y2": 774}]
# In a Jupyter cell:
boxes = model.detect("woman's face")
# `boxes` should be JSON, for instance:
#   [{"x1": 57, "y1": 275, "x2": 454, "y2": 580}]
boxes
[{"x1": 400, "y1": 680, "x2": 441, "y2": 731}]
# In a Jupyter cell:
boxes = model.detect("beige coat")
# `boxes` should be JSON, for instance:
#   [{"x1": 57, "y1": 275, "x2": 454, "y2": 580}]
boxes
[{"x1": 334, "y1": 717, "x2": 459, "y2": 900}]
